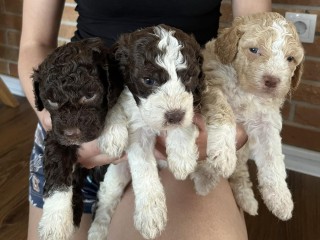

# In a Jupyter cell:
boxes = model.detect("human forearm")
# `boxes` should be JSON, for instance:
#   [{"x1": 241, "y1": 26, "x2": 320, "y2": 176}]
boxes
[
  {"x1": 18, "y1": 44, "x2": 56, "y2": 111},
  {"x1": 232, "y1": 0, "x2": 272, "y2": 18},
  {"x1": 18, "y1": 0, "x2": 65, "y2": 127},
  {"x1": 18, "y1": 44, "x2": 56, "y2": 129}
]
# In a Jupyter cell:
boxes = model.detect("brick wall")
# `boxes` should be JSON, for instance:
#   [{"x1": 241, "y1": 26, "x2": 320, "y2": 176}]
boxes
[
  {"x1": 59, "y1": 0, "x2": 77, "y2": 45},
  {"x1": 0, "y1": 0, "x2": 319, "y2": 152},
  {"x1": 0, "y1": 0, "x2": 22, "y2": 78}
]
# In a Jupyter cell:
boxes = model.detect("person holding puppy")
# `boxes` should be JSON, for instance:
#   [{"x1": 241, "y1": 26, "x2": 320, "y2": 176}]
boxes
[{"x1": 18, "y1": 0, "x2": 271, "y2": 239}]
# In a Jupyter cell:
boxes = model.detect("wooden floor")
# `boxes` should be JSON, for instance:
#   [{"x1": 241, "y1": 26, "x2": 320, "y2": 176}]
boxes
[
  {"x1": 0, "y1": 96, "x2": 37, "y2": 240},
  {"x1": 0, "y1": 97, "x2": 319, "y2": 240}
]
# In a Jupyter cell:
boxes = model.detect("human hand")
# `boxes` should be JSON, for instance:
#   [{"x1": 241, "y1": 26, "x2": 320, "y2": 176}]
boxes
[
  {"x1": 39, "y1": 110, "x2": 127, "y2": 168},
  {"x1": 155, "y1": 113, "x2": 248, "y2": 161},
  {"x1": 154, "y1": 113, "x2": 207, "y2": 160},
  {"x1": 38, "y1": 108, "x2": 52, "y2": 131},
  {"x1": 77, "y1": 139, "x2": 127, "y2": 169}
]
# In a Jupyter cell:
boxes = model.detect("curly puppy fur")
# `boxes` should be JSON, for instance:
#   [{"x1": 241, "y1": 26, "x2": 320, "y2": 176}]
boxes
[
  {"x1": 88, "y1": 24, "x2": 204, "y2": 240},
  {"x1": 192, "y1": 12, "x2": 304, "y2": 220},
  {"x1": 33, "y1": 38, "x2": 123, "y2": 240}
]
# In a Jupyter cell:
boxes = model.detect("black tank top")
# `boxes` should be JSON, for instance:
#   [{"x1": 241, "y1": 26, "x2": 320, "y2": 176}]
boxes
[{"x1": 72, "y1": 0, "x2": 222, "y2": 47}]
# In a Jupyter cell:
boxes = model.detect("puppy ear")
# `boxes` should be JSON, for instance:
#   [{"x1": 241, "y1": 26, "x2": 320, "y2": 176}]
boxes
[
  {"x1": 193, "y1": 54, "x2": 206, "y2": 109},
  {"x1": 32, "y1": 69, "x2": 44, "y2": 111},
  {"x1": 89, "y1": 38, "x2": 109, "y2": 68},
  {"x1": 291, "y1": 63, "x2": 303, "y2": 91},
  {"x1": 214, "y1": 20, "x2": 244, "y2": 64},
  {"x1": 114, "y1": 34, "x2": 130, "y2": 66}
]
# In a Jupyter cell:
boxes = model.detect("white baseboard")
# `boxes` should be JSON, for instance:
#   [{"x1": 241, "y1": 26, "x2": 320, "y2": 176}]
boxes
[
  {"x1": 1, "y1": 74, "x2": 25, "y2": 97},
  {"x1": 1, "y1": 74, "x2": 320, "y2": 177},
  {"x1": 283, "y1": 144, "x2": 320, "y2": 178}
]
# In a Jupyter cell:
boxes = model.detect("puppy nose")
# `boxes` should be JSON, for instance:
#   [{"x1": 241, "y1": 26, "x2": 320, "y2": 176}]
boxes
[
  {"x1": 263, "y1": 75, "x2": 280, "y2": 88},
  {"x1": 165, "y1": 110, "x2": 185, "y2": 124},
  {"x1": 63, "y1": 128, "x2": 81, "y2": 138}
]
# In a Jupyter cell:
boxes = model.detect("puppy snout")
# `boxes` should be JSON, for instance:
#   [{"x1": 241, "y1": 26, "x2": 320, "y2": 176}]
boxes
[
  {"x1": 165, "y1": 110, "x2": 185, "y2": 124},
  {"x1": 63, "y1": 128, "x2": 81, "y2": 138},
  {"x1": 263, "y1": 75, "x2": 280, "y2": 88}
]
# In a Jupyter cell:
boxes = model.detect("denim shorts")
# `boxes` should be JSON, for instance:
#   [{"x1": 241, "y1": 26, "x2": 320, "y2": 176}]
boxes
[{"x1": 29, "y1": 123, "x2": 99, "y2": 214}]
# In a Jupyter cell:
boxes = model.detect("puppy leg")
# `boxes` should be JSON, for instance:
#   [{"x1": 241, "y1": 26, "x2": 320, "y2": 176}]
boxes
[
  {"x1": 88, "y1": 162, "x2": 131, "y2": 240},
  {"x1": 128, "y1": 128, "x2": 167, "y2": 239},
  {"x1": 72, "y1": 165, "x2": 88, "y2": 227},
  {"x1": 98, "y1": 92, "x2": 128, "y2": 158},
  {"x1": 190, "y1": 162, "x2": 221, "y2": 196},
  {"x1": 40, "y1": 188, "x2": 75, "y2": 240},
  {"x1": 248, "y1": 117, "x2": 293, "y2": 220},
  {"x1": 166, "y1": 124, "x2": 199, "y2": 180},
  {"x1": 204, "y1": 87, "x2": 237, "y2": 177},
  {"x1": 229, "y1": 144, "x2": 258, "y2": 216},
  {"x1": 192, "y1": 87, "x2": 237, "y2": 195},
  {"x1": 39, "y1": 135, "x2": 78, "y2": 240}
]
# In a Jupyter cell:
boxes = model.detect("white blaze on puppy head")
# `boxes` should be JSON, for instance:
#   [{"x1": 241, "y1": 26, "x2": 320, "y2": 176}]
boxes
[
  {"x1": 214, "y1": 13, "x2": 304, "y2": 99},
  {"x1": 114, "y1": 24, "x2": 203, "y2": 130}
]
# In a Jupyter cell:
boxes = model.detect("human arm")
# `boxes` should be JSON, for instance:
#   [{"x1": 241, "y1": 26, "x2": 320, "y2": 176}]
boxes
[
  {"x1": 193, "y1": 113, "x2": 248, "y2": 160},
  {"x1": 232, "y1": 0, "x2": 272, "y2": 18},
  {"x1": 18, "y1": 0, "x2": 65, "y2": 131},
  {"x1": 78, "y1": 112, "x2": 247, "y2": 168}
]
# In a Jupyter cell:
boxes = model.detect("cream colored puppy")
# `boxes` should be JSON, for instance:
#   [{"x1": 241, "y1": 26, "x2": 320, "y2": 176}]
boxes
[{"x1": 192, "y1": 12, "x2": 304, "y2": 220}]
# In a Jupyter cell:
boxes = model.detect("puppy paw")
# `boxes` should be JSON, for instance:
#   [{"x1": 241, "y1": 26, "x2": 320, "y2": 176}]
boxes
[
  {"x1": 166, "y1": 126, "x2": 198, "y2": 180},
  {"x1": 207, "y1": 147, "x2": 237, "y2": 178},
  {"x1": 190, "y1": 165, "x2": 220, "y2": 196},
  {"x1": 134, "y1": 194, "x2": 167, "y2": 239},
  {"x1": 233, "y1": 189, "x2": 259, "y2": 216},
  {"x1": 98, "y1": 125, "x2": 128, "y2": 158},
  {"x1": 167, "y1": 154, "x2": 197, "y2": 180},
  {"x1": 241, "y1": 198, "x2": 259, "y2": 216},
  {"x1": 261, "y1": 184, "x2": 293, "y2": 220},
  {"x1": 38, "y1": 207, "x2": 75, "y2": 240},
  {"x1": 206, "y1": 125, "x2": 237, "y2": 178},
  {"x1": 88, "y1": 220, "x2": 108, "y2": 240},
  {"x1": 39, "y1": 190, "x2": 75, "y2": 240}
]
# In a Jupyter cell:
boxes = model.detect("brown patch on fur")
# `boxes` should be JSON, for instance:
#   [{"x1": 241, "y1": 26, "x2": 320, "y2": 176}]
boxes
[
  {"x1": 113, "y1": 24, "x2": 204, "y2": 108},
  {"x1": 214, "y1": 27, "x2": 243, "y2": 64}
]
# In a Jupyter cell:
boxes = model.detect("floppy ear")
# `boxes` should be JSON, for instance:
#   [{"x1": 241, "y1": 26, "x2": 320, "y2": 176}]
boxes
[
  {"x1": 291, "y1": 63, "x2": 303, "y2": 91},
  {"x1": 32, "y1": 70, "x2": 44, "y2": 111},
  {"x1": 111, "y1": 34, "x2": 131, "y2": 87},
  {"x1": 214, "y1": 25, "x2": 243, "y2": 65},
  {"x1": 89, "y1": 38, "x2": 109, "y2": 69},
  {"x1": 193, "y1": 54, "x2": 205, "y2": 110},
  {"x1": 214, "y1": 15, "x2": 246, "y2": 65},
  {"x1": 114, "y1": 34, "x2": 130, "y2": 68}
]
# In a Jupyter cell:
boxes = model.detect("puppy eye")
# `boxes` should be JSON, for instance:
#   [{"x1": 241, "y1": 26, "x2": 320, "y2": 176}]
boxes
[
  {"x1": 47, "y1": 99, "x2": 59, "y2": 108},
  {"x1": 80, "y1": 93, "x2": 97, "y2": 104},
  {"x1": 287, "y1": 56, "x2": 295, "y2": 62},
  {"x1": 249, "y1": 48, "x2": 259, "y2": 54},
  {"x1": 142, "y1": 78, "x2": 157, "y2": 86}
]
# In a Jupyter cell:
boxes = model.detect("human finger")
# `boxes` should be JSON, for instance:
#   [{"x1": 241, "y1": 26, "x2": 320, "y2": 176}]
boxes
[
  {"x1": 192, "y1": 113, "x2": 206, "y2": 131},
  {"x1": 77, "y1": 139, "x2": 127, "y2": 168},
  {"x1": 39, "y1": 109, "x2": 52, "y2": 131},
  {"x1": 80, "y1": 153, "x2": 128, "y2": 169},
  {"x1": 236, "y1": 124, "x2": 248, "y2": 150}
]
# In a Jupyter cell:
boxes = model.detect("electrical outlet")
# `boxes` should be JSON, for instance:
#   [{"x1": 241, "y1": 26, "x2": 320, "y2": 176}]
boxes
[{"x1": 285, "y1": 12, "x2": 317, "y2": 43}]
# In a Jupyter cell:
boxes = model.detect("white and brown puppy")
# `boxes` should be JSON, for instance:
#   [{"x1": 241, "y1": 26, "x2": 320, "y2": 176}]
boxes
[
  {"x1": 192, "y1": 12, "x2": 304, "y2": 220},
  {"x1": 88, "y1": 24, "x2": 204, "y2": 239}
]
